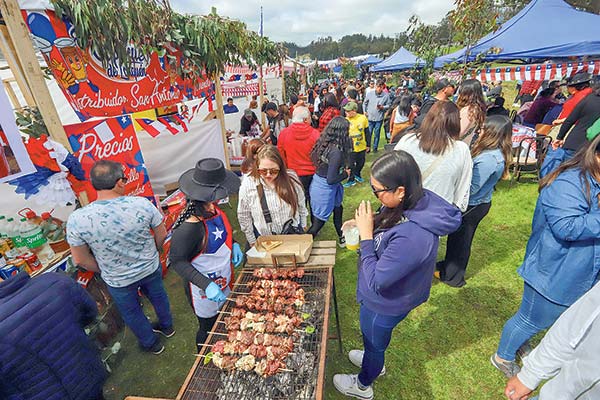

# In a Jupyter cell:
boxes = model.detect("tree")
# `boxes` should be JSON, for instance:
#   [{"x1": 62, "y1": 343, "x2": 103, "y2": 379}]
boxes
[{"x1": 341, "y1": 61, "x2": 357, "y2": 80}]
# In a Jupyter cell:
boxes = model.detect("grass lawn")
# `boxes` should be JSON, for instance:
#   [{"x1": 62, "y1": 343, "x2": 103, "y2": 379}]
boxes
[{"x1": 103, "y1": 139, "x2": 541, "y2": 399}]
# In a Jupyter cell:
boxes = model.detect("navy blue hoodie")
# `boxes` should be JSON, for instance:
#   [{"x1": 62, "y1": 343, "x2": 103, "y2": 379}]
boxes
[{"x1": 357, "y1": 190, "x2": 462, "y2": 316}]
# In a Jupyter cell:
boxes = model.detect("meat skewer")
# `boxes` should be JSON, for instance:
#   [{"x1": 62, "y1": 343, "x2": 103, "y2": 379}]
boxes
[
  {"x1": 242, "y1": 267, "x2": 307, "y2": 280},
  {"x1": 195, "y1": 353, "x2": 293, "y2": 376}
]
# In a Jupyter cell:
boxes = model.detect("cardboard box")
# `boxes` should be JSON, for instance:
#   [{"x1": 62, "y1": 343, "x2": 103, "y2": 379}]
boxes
[{"x1": 246, "y1": 234, "x2": 313, "y2": 266}]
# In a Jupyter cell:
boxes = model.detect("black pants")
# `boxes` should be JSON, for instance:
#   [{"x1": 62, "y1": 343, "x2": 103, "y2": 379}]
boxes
[
  {"x1": 438, "y1": 202, "x2": 491, "y2": 287},
  {"x1": 299, "y1": 174, "x2": 314, "y2": 224},
  {"x1": 307, "y1": 205, "x2": 343, "y2": 238},
  {"x1": 196, "y1": 315, "x2": 218, "y2": 352},
  {"x1": 348, "y1": 151, "x2": 366, "y2": 182}
]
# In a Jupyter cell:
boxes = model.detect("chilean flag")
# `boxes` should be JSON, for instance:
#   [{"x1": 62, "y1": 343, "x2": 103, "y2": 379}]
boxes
[{"x1": 136, "y1": 118, "x2": 166, "y2": 137}]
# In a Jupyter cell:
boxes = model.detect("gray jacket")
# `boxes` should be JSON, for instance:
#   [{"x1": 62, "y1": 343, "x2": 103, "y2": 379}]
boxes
[
  {"x1": 363, "y1": 90, "x2": 391, "y2": 122},
  {"x1": 518, "y1": 281, "x2": 600, "y2": 400}
]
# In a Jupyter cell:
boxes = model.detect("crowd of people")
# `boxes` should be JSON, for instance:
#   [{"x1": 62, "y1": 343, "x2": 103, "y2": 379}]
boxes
[{"x1": 2, "y1": 72, "x2": 600, "y2": 400}]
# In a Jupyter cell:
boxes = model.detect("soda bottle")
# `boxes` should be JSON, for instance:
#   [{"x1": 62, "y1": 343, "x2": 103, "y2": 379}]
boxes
[
  {"x1": 7, "y1": 217, "x2": 24, "y2": 250},
  {"x1": 0, "y1": 216, "x2": 7, "y2": 238},
  {"x1": 40, "y1": 212, "x2": 60, "y2": 240},
  {"x1": 20, "y1": 216, "x2": 55, "y2": 264}
]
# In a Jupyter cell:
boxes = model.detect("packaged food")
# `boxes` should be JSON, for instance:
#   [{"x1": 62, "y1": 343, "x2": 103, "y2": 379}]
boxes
[
  {"x1": 19, "y1": 251, "x2": 41, "y2": 271},
  {"x1": 1, "y1": 263, "x2": 21, "y2": 279}
]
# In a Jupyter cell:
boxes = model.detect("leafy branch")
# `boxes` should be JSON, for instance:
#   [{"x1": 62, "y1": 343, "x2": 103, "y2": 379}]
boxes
[{"x1": 50, "y1": 0, "x2": 285, "y2": 78}]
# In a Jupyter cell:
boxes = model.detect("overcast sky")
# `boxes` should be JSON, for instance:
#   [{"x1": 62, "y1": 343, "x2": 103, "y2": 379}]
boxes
[{"x1": 170, "y1": 0, "x2": 455, "y2": 46}]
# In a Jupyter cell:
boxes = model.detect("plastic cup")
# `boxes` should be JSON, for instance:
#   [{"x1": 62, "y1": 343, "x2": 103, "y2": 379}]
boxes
[{"x1": 343, "y1": 226, "x2": 360, "y2": 251}]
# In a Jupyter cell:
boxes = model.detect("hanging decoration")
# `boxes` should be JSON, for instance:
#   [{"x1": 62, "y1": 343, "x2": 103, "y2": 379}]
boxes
[{"x1": 64, "y1": 115, "x2": 155, "y2": 203}]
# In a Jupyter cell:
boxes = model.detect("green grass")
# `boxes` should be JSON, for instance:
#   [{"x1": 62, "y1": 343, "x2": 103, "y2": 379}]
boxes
[{"x1": 104, "y1": 133, "x2": 538, "y2": 400}]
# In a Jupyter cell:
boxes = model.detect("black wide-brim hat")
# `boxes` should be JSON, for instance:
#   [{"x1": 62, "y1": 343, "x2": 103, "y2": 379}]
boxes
[
  {"x1": 179, "y1": 158, "x2": 240, "y2": 202},
  {"x1": 568, "y1": 72, "x2": 592, "y2": 86}
]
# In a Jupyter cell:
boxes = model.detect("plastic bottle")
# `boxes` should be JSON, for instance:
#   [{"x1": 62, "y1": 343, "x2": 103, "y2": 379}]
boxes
[
  {"x1": 0, "y1": 216, "x2": 7, "y2": 238},
  {"x1": 7, "y1": 217, "x2": 24, "y2": 250},
  {"x1": 20, "y1": 216, "x2": 55, "y2": 263}
]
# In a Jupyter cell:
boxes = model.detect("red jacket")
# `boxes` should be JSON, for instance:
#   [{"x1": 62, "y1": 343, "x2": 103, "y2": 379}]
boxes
[{"x1": 277, "y1": 122, "x2": 320, "y2": 176}]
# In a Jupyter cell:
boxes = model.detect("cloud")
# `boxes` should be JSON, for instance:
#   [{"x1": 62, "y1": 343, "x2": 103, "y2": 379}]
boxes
[{"x1": 170, "y1": 0, "x2": 454, "y2": 45}]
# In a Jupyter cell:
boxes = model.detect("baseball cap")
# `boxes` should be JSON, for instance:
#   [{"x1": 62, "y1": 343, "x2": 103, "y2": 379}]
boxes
[{"x1": 343, "y1": 101, "x2": 358, "y2": 112}]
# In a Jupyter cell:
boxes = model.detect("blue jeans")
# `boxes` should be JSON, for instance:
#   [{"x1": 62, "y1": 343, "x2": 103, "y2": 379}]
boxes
[
  {"x1": 368, "y1": 120, "x2": 383, "y2": 151},
  {"x1": 497, "y1": 282, "x2": 567, "y2": 361},
  {"x1": 358, "y1": 304, "x2": 408, "y2": 387},
  {"x1": 107, "y1": 267, "x2": 173, "y2": 349}
]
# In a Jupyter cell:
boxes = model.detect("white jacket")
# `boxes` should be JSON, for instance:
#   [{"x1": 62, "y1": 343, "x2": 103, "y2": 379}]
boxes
[{"x1": 518, "y1": 281, "x2": 600, "y2": 400}]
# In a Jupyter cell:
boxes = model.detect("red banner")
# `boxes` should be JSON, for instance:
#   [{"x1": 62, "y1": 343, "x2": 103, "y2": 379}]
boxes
[
  {"x1": 65, "y1": 115, "x2": 155, "y2": 203},
  {"x1": 22, "y1": 10, "x2": 214, "y2": 121}
]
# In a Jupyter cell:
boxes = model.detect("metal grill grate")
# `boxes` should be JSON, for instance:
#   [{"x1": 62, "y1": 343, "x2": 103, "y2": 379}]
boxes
[{"x1": 179, "y1": 267, "x2": 333, "y2": 400}]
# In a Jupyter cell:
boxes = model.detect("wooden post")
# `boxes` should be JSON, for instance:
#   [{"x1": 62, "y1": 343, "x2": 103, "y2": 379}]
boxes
[
  {"x1": 212, "y1": 75, "x2": 231, "y2": 169},
  {"x1": 258, "y1": 66, "x2": 266, "y2": 126},
  {"x1": 0, "y1": 0, "x2": 72, "y2": 151},
  {"x1": 0, "y1": 25, "x2": 35, "y2": 107},
  {"x1": 280, "y1": 59, "x2": 286, "y2": 105},
  {"x1": 3, "y1": 79, "x2": 21, "y2": 109}
]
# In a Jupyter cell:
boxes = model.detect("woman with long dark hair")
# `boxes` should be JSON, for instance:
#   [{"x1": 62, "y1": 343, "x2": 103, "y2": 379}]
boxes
[
  {"x1": 333, "y1": 151, "x2": 461, "y2": 399},
  {"x1": 394, "y1": 101, "x2": 473, "y2": 211},
  {"x1": 318, "y1": 92, "x2": 341, "y2": 132},
  {"x1": 456, "y1": 79, "x2": 487, "y2": 144},
  {"x1": 436, "y1": 115, "x2": 513, "y2": 287},
  {"x1": 492, "y1": 134, "x2": 600, "y2": 378},
  {"x1": 237, "y1": 145, "x2": 308, "y2": 246},
  {"x1": 169, "y1": 159, "x2": 243, "y2": 351},
  {"x1": 307, "y1": 116, "x2": 353, "y2": 244},
  {"x1": 389, "y1": 94, "x2": 416, "y2": 142}
]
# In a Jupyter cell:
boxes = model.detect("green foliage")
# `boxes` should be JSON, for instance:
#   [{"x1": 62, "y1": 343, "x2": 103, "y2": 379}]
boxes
[
  {"x1": 405, "y1": 16, "x2": 448, "y2": 83},
  {"x1": 284, "y1": 33, "x2": 407, "y2": 60},
  {"x1": 50, "y1": 0, "x2": 285, "y2": 77},
  {"x1": 15, "y1": 107, "x2": 48, "y2": 139},
  {"x1": 341, "y1": 61, "x2": 357, "y2": 80},
  {"x1": 284, "y1": 71, "x2": 301, "y2": 100}
]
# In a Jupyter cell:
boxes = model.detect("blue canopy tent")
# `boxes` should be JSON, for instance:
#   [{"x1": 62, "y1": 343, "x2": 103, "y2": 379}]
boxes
[
  {"x1": 359, "y1": 55, "x2": 382, "y2": 67},
  {"x1": 371, "y1": 47, "x2": 425, "y2": 72},
  {"x1": 434, "y1": 0, "x2": 600, "y2": 68}
]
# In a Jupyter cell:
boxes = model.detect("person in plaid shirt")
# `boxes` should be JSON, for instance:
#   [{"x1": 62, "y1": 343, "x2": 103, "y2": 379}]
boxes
[{"x1": 318, "y1": 92, "x2": 341, "y2": 132}]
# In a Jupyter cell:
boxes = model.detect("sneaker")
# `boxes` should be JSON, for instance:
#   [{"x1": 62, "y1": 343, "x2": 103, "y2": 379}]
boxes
[
  {"x1": 490, "y1": 353, "x2": 520, "y2": 378},
  {"x1": 517, "y1": 341, "x2": 533, "y2": 360},
  {"x1": 142, "y1": 339, "x2": 165, "y2": 355},
  {"x1": 338, "y1": 236, "x2": 346, "y2": 248},
  {"x1": 152, "y1": 323, "x2": 176, "y2": 338},
  {"x1": 348, "y1": 350, "x2": 386, "y2": 376},
  {"x1": 333, "y1": 374, "x2": 373, "y2": 400},
  {"x1": 343, "y1": 180, "x2": 357, "y2": 188},
  {"x1": 355, "y1": 176, "x2": 364, "y2": 183}
]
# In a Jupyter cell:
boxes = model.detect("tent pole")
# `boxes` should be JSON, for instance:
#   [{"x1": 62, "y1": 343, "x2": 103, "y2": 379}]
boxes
[
  {"x1": 0, "y1": 0, "x2": 72, "y2": 151},
  {"x1": 281, "y1": 59, "x2": 286, "y2": 105},
  {"x1": 213, "y1": 75, "x2": 231, "y2": 169},
  {"x1": 0, "y1": 25, "x2": 35, "y2": 107}
]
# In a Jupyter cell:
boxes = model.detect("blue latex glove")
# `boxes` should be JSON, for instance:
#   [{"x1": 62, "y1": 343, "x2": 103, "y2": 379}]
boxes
[
  {"x1": 205, "y1": 282, "x2": 226, "y2": 303},
  {"x1": 232, "y1": 242, "x2": 244, "y2": 268}
]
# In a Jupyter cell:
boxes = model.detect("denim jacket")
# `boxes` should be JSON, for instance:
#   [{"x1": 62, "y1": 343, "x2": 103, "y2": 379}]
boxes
[
  {"x1": 518, "y1": 168, "x2": 600, "y2": 306},
  {"x1": 469, "y1": 149, "x2": 505, "y2": 206}
]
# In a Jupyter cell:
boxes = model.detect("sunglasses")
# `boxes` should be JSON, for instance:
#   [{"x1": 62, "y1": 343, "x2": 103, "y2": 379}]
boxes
[
  {"x1": 115, "y1": 176, "x2": 128, "y2": 184},
  {"x1": 258, "y1": 168, "x2": 280, "y2": 177},
  {"x1": 371, "y1": 184, "x2": 395, "y2": 196}
]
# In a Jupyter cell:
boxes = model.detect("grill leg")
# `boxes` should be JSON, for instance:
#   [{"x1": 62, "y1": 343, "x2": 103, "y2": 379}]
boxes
[{"x1": 331, "y1": 274, "x2": 343, "y2": 354}]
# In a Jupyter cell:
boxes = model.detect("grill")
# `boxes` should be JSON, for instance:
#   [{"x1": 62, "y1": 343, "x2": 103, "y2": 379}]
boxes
[{"x1": 177, "y1": 266, "x2": 334, "y2": 400}]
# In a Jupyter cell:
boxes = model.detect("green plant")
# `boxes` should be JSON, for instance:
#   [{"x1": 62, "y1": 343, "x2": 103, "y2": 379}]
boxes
[
  {"x1": 15, "y1": 107, "x2": 48, "y2": 139},
  {"x1": 341, "y1": 61, "x2": 357, "y2": 80},
  {"x1": 50, "y1": 1, "x2": 285, "y2": 78},
  {"x1": 284, "y1": 71, "x2": 301, "y2": 101}
]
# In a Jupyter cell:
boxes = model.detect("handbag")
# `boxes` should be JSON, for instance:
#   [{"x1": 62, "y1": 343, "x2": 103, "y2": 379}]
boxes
[{"x1": 257, "y1": 183, "x2": 303, "y2": 235}]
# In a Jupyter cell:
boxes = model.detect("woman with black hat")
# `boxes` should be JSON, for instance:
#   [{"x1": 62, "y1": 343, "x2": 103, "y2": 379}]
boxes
[{"x1": 169, "y1": 158, "x2": 243, "y2": 351}]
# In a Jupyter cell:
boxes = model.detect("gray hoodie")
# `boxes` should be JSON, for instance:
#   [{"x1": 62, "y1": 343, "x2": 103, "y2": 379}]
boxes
[{"x1": 363, "y1": 90, "x2": 391, "y2": 122}]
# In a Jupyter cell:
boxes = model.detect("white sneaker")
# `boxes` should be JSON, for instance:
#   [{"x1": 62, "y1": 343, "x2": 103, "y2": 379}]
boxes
[
  {"x1": 348, "y1": 349, "x2": 386, "y2": 376},
  {"x1": 333, "y1": 374, "x2": 374, "y2": 400}
]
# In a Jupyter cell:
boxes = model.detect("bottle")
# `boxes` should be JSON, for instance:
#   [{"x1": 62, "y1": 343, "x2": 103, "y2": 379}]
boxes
[
  {"x1": 40, "y1": 212, "x2": 59, "y2": 238},
  {"x1": 0, "y1": 216, "x2": 8, "y2": 239},
  {"x1": 7, "y1": 217, "x2": 23, "y2": 250},
  {"x1": 20, "y1": 216, "x2": 55, "y2": 264}
]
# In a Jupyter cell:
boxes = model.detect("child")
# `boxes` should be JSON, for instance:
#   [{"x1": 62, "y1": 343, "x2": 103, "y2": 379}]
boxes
[{"x1": 343, "y1": 101, "x2": 370, "y2": 188}]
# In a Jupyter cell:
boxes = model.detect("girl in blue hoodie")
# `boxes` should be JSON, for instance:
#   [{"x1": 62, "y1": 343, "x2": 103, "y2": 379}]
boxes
[{"x1": 333, "y1": 150, "x2": 462, "y2": 400}]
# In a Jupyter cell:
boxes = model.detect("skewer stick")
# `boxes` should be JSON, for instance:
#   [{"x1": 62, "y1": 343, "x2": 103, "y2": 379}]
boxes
[
  {"x1": 230, "y1": 290, "x2": 308, "y2": 297},
  {"x1": 197, "y1": 344, "x2": 298, "y2": 355},
  {"x1": 206, "y1": 331, "x2": 303, "y2": 344},
  {"x1": 218, "y1": 307, "x2": 307, "y2": 316},
  {"x1": 191, "y1": 355, "x2": 294, "y2": 372},
  {"x1": 225, "y1": 297, "x2": 305, "y2": 306},
  {"x1": 236, "y1": 282, "x2": 312, "y2": 288}
]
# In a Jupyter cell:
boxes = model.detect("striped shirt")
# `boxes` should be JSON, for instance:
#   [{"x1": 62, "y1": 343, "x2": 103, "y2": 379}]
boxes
[{"x1": 237, "y1": 173, "x2": 308, "y2": 244}]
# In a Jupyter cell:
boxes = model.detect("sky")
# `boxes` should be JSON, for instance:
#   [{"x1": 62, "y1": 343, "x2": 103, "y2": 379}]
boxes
[{"x1": 170, "y1": 0, "x2": 456, "y2": 46}]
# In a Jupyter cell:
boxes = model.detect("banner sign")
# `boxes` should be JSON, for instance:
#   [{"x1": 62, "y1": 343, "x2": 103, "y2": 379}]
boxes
[
  {"x1": 0, "y1": 80, "x2": 36, "y2": 183},
  {"x1": 65, "y1": 115, "x2": 155, "y2": 203},
  {"x1": 22, "y1": 10, "x2": 214, "y2": 121},
  {"x1": 221, "y1": 65, "x2": 280, "y2": 98},
  {"x1": 476, "y1": 60, "x2": 600, "y2": 83}
]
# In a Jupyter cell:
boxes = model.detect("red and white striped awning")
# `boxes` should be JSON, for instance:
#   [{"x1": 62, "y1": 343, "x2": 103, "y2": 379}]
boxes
[{"x1": 476, "y1": 60, "x2": 600, "y2": 82}]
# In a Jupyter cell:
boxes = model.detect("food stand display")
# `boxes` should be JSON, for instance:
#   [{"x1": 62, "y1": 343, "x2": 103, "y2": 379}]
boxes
[{"x1": 175, "y1": 240, "x2": 341, "y2": 400}]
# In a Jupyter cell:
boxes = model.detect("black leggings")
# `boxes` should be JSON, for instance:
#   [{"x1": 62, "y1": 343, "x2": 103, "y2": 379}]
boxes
[
  {"x1": 348, "y1": 151, "x2": 366, "y2": 181},
  {"x1": 307, "y1": 205, "x2": 343, "y2": 238},
  {"x1": 196, "y1": 315, "x2": 218, "y2": 352}
]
